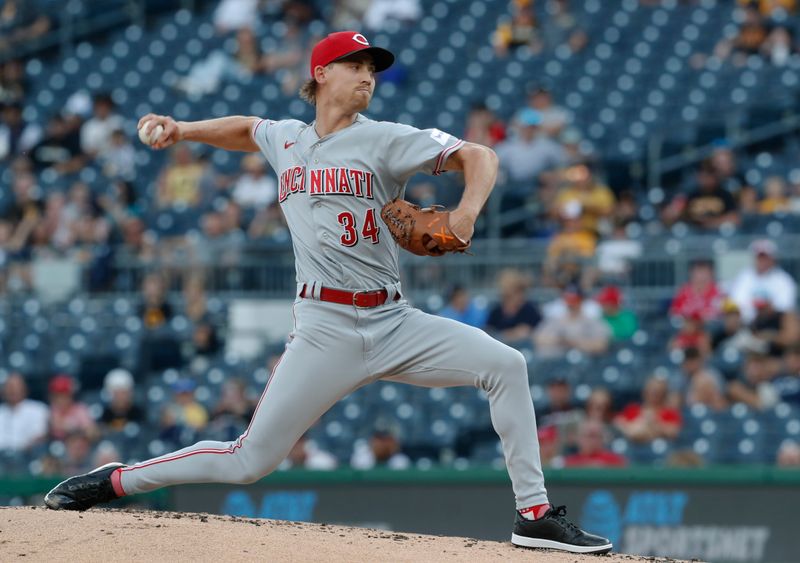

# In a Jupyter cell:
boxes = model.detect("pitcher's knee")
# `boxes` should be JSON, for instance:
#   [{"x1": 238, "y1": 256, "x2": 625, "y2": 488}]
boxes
[{"x1": 496, "y1": 348, "x2": 528, "y2": 378}]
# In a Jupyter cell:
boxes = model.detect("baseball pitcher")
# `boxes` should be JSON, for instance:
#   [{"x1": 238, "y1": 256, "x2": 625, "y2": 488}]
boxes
[{"x1": 45, "y1": 31, "x2": 611, "y2": 554}]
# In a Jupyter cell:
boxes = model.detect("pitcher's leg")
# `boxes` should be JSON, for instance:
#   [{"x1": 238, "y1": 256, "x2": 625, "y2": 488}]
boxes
[
  {"x1": 120, "y1": 334, "x2": 366, "y2": 495},
  {"x1": 377, "y1": 308, "x2": 547, "y2": 509}
]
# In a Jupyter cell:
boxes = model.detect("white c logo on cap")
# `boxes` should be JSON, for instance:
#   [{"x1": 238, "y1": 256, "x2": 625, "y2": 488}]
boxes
[{"x1": 352, "y1": 33, "x2": 369, "y2": 46}]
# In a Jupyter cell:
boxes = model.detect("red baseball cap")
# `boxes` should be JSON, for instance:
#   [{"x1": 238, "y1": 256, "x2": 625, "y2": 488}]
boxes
[
  {"x1": 49, "y1": 374, "x2": 74, "y2": 395},
  {"x1": 309, "y1": 31, "x2": 394, "y2": 78}
]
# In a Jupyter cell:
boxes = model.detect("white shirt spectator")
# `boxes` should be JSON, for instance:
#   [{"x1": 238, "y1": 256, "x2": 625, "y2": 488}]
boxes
[
  {"x1": 595, "y1": 238, "x2": 642, "y2": 276},
  {"x1": 363, "y1": 0, "x2": 422, "y2": 31},
  {"x1": 80, "y1": 114, "x2": 124, "y2": 156},
  {"x1": 278, "y1": 439, "x2": 338, "y2": 471},
  {"x1": 232, "y1": 173, "x2": 277, "y2": 208},
  {"x1": 728, "y1": 266, "x2": 797, "y2": 323},
  {"x1": 0, "y1": 398, "x2": 49, "y2": 451},
  {"x1": 542, "y1": 298, "x2": 602, "y2": 321},
  {"x1": 496, "y1": 133, "x2": 567, "y2": 183},
  {"x1": 350, "y1": 438, "x2": 411, "y2": 470},
  {"x1": 0, "y1": 121, "x2": 41, "y2": 160},
  {"x1": 214, "y1": 0, "x2": 259, "y2": 32}
]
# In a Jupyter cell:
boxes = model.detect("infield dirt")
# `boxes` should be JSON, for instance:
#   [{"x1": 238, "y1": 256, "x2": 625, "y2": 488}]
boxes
[{"x1": 0, "y1": 506, "x2": 694, "y2": 562}]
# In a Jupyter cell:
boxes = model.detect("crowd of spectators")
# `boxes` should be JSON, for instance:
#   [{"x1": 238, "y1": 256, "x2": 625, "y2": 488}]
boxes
[{"x1": 2, "y1": 1, "x2": 800, "y2": 476}]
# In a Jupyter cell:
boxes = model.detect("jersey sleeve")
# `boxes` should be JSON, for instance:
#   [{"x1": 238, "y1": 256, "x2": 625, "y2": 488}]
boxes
[
  {"x1": 251, "y1": 117, "x2": 279, "y2": 169},
  {"x1": 384, "y1": 123, "x2": 465, "y2": 182}
]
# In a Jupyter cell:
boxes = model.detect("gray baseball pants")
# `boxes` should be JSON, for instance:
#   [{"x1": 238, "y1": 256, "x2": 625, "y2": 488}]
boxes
[{"x1": 118, "y1": 284, "x2": 548, "y2": 509}]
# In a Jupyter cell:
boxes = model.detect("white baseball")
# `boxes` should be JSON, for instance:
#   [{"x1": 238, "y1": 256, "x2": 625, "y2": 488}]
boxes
[{"x1": 138, "y1": 121, "x2": 164, "y2": 146}]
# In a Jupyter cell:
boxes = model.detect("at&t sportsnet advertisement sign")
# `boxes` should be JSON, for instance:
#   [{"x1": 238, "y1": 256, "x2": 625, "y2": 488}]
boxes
[{"x1": 581, "y1": 490, "x2": 771, "y2": 562}]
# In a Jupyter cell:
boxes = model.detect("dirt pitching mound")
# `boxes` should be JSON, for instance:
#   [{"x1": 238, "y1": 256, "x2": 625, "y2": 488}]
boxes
[{"x1": 0, "y1": 506, "x2": 686, "y2": 562}]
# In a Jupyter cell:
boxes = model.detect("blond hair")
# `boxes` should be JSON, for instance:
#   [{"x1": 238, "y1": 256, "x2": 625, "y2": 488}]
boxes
[{"x1": 299, "y1": 78, "x2": 318, "y2": 106}]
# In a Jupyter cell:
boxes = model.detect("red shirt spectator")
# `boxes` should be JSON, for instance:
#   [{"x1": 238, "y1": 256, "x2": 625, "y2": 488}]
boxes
[
  {"x1": 48, "y1": 374, "x2": 97, "y2": 441},
  {"x1": 564, "y1": 420, "x2": 626, "y2": 468},
  {"x1": 614, "y1": 377, "x2": 682, "y2": 444},
  {"x1": 670, "y1": 260, "x2": 721, "y2": 321}
]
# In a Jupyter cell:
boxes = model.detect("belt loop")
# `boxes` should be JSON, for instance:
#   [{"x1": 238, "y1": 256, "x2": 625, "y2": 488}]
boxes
[
  {"x1": 311, "y1": 281, "x2": 322, "y2": 300},
  {"x1": 382, "y1": 281, "x2": 401, "y2": 303},
  {"x1": 296, "y1": 283, "x2": 305, "y2": 298}
]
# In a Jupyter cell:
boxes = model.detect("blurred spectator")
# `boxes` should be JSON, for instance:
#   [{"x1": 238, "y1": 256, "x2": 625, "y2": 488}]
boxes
[
  {"x1": 774, "y1": 344, "x2": 800, "y2": 405},
  {"x1": 542, "y1": 0, "x2": 589, "y2": 54},
  {"x1": 663, "y1": 163, "x2": 739, "y2": 230},
  {"x1": 98, "y1": 180, "x2": 143, "y2": 232},
  {"x1": 541, "y1": 282, "x2": 602, "y2": 320},
  {"x1": 543, "y1": 201, "x2": 597, "y2": 286},
  {"x1": 261, "y1": 21, "x2": 309, "y2": 96},
  {"x1": 91, "y1": 440, "x2": 122, "y2": 469},
  {"x1": 584, "y1": 387, "x2": 615, "y2": 424},
  {"x1": 183, "y1": 275, "x2": 208, "y2": 323},
  {"x1": 0, "y1": 1, "x2": 51, "y2": 53},
  {"x1": 464, "y1": 103, "x2": 507, "y2": 148},
  {"x1": 0, "y1": 101, "x2": 41, "y2": 160},
  {"x1": 666, "y1": 449, "x2": 705, "y2": 468},
  {"x1": 176, "y1": 28, "x2": 266, "y2": 97},
  {"x1": 484, "y1": 269, "x2": 541, "y2": 342},
  {"x1": 759, "y1": 176, "x2": 791, "y2": 214},
  {"x1": 248, "y1": 202, "x2": 289, "y2": 241},
  {"x1": 213, "y1": 0, "x2": 260, "y2": 33},
  {"x1": 231, "y1": 153, "x2": 278, "y2": 209},
  {"x1": 157, "y1": 145, "x2": 209, "y2": 209},
  {"x1": 191, "y1": 206, "x2": 247, "y2": 267},
  {"x1": 596, "y1": 285, "x2": 638, "y2": 342},
  {"x1": 188, "y1": 320, "x2": 222, "y2": 359},
  {"x1": 0, "y1": 373, "x2": 48, "y2": 451},
  {"x1": 777, "y1": 440, "x2": 800, "y2": 467},
  {"x1": 534, "y1": 285, "x2": 610, "y2": 358},
  {"x1": 71, "y1": 214, "x2": 115, "y2": 292},
  {"x1": 493, "y1": 2, "x2": 543, "y2": 57},
  {"x1": 496, "y1": 109, "x2": 567, "y2": 183},
  {"x1": 331, "y1": 0, "x2": 372, "y2": 29},
  {"x1": 670, "y1": 259, "x2": 721, "y2": 321},
  {"x1": 738, "y1": 0, "x2": 796, "y2": 17},
  {"x1": 351, "y1": 429, "x2": 411, "y2": 470},
  {"x1": 538, "y1": 377, "x2": 583, "y2": 451},
  {"x1": 211, "y1": 378, "x2": 254, "y2": 429},
  {"x1": 280, "y1": 434, "x2": 338, "y2": 470},
  {"x1": 728, "y1": 352, "x2": 782, "y2": 410},
  {"x1": 438, "y1": 284, "x2": 488, "y2": 328},
  {"x1": 139, "y1": 272, "x2": 173, "y2": 330},
  {"x1": 710, "y1": 143, "x2": 749, "y2": 197},
  {"x1": 48, "y1": 374, "x2": 98, "y2": 442},
  {"x1": 564, "y1": 420, "x2": 626, "y2": 468},
  {"x1": 166, "y1": 379, "x2": 208, "y2": 431},
  {"x1": 749, "y1": 292, "x2": 800, "y2": 356},
  {"x1": 61, "y1": 430, "x2": 94, "y2": 475},
  {"x1": 29, "y1": 114, "x2": 87, "y2": 175},
  {"x1": 614, "y1": 377, "x2": 682, "y2": 444},
  {"x1": 728, "y1": 239, "x2": 797, "y2": 323},
  {"x1": 80, "y1": 93, "x2": 124, "y2": 158},
  {"x1": 712, "y1": 6, "x2": 769, "y2": 66},
  {"x1": 0, "y1": 60, "x2": 27, "y2": 104},
  {"x1": 594, "y1": 221, "x2": 643, "y2": 281},
  {"x1": 554, "y1": 164, "x2": 615, "y2": 235},
  {"x1": 711, "y1": 298, "x2": 758, "y2": 352},
  {"x1": 99, "y1": 369, "x2": 144, "y2": 432},
  {"x1": 98, "y1": 129, "x2": 136, "y2": 180},
  {"x1": 537, "y1": 426, "x2": 564, "y2": 468},
  {"x1": 671, "y1": 347, "x2": 728, "y2": 411},
  {"x1": 523, "y1": 85, "x2": 572, "y2": 138},
  {"x1": 669, "y1": 313, "x2": 712, "y2": 357},
  {"x1": 363, "y1": 0, "x2": 422, "y2": 31}
]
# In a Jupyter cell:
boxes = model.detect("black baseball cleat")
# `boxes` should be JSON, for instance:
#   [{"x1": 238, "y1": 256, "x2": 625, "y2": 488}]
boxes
[
  {"x1": 511, "y1": 505, "x2": 613, "y2": 554},
  {"x1": 44, "y1": 462, "x2": 126, "y2": 511}
]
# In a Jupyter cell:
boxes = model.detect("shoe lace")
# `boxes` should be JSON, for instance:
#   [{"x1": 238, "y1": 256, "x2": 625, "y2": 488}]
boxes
[{"x1": 547, "y1": 505, "x2": 581, "y2": 534}]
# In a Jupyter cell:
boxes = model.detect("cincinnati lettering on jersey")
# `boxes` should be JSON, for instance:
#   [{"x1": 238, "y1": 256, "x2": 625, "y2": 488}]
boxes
[{"x1": 278, "y1": 166, "x2": 374, "y2": 203}]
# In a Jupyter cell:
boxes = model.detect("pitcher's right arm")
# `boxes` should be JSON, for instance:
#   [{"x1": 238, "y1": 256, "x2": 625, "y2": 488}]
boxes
[{"x1": 137, "y1": 114, "x2": 260, "y2": 152}]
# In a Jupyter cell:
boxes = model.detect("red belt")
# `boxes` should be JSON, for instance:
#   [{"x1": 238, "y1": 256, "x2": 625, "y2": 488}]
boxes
[{"x1": 300, "y1": 284, "x2": 400, "y2": 308}]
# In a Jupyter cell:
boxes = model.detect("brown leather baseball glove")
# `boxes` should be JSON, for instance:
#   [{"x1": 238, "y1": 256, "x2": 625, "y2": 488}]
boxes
[{"x1": 380, "y1": 198, "x2": 471, "y2": 256}]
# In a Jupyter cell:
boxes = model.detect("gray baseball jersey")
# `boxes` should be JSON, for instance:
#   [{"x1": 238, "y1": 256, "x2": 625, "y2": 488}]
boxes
[
  {"x1": 250, "y1": 114, "x2": 464, "y2": 289},
  {"x1": 115, "y1": 115, "x2": 547, "y2": 513}
]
